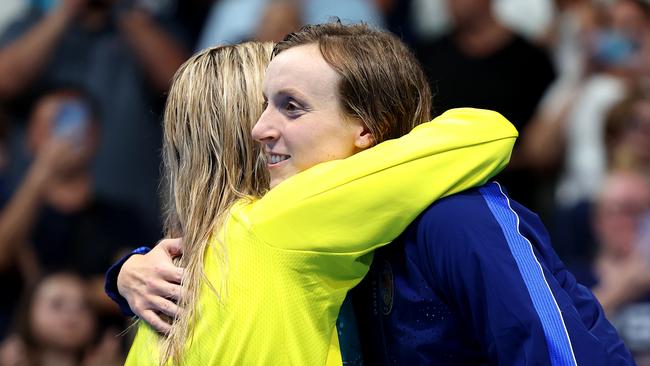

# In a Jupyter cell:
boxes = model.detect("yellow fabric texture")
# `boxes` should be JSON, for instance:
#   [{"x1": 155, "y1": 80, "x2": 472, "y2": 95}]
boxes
[{"x1": 126, "y1": 108, "x2": 518, "y2": 365}]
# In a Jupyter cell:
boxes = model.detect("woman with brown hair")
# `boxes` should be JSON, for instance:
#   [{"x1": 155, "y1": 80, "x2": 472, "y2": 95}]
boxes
[{"x1": 116, "y1": 24, "x2": 517, "y2": 365}]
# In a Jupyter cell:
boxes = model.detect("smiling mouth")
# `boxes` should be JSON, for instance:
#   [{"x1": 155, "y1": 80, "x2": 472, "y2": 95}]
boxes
[{"x1": 268, "y1": 153, "x2": 290, "y2": 165}]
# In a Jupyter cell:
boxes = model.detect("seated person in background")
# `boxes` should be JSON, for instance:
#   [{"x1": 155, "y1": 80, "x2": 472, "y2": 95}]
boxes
[
  {"x1": 0, "y1": 272, "x2": 123, "y2": 366},
  {"x1": 590, "y1": 170, "x2": 650, "y2": 363},
  {"x1": 0, "y1": 87, "x2": 149, "y2": 338}
]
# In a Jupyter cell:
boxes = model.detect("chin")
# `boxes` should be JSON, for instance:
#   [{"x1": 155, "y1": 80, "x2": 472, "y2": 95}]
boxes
[{"x1": 269, "y1": 177, "x2": 282, "y2": 189}]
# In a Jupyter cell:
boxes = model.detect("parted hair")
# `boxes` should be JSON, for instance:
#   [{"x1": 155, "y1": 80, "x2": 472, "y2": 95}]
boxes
[{"x1": 272, "y1": 21, "x2": 432, "y2": 144}]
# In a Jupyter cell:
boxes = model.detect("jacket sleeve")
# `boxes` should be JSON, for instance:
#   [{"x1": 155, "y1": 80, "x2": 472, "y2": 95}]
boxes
[
  {"x1": 246, "y1": 108, "x2": 518, "y2": 254},
  {"x1": 104, "y1": 246, "x2": 151, "y2": 317}
]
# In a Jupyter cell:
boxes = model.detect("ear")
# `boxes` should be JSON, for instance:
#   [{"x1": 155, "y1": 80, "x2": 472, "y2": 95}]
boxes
[{"x1": 353, "y1": 122, "x2": 375, "y2": 150}]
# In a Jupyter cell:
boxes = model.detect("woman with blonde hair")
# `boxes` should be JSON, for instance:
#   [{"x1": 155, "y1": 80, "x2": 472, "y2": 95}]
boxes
[{"x1": 116, "y1": 24, "x2": 518, "y2": 365}]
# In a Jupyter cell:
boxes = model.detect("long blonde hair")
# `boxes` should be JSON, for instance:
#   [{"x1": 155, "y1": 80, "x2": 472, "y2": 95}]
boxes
[{"x1": 159, "y1": 42, "x2": 273, "y2": 365}]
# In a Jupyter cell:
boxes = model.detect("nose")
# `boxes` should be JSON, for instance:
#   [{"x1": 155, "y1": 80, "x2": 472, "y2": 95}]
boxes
[{"x1": 252, "y1": 107, "x2": 280, "y2": 142}]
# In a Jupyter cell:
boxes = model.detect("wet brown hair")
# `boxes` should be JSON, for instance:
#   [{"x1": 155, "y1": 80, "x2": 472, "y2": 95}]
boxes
[{"x1": 272, "y1": 22, "x2": 432, "y2": 144}]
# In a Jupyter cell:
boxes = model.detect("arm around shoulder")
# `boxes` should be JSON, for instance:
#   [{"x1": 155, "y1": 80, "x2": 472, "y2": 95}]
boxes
[{"x1": 249, "y1": 108, "x2": 518, "y2": 253}]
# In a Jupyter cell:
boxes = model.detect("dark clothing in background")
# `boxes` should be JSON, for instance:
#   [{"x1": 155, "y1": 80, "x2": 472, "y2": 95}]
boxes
[
  {"x1": 415, "y1": 33, "x2": 555, "y2": 130},
  {"x1": 0, "y1": 9, "x2": 189, "y2": 236},
  {"x1": 0, "y1": 195, "x2": 147, "y2": 339},
  {"x1": 32, "y1": 198, "x2": 147, "y2": 276},
  {"x1": 0, "y1": 270, "x2": 22, "y2": 338},
  {"x1": 551, "y1": 200, "x2": 598, "y2": 269},
  {"x1": 414, "y1": 33, "x2": 556, "y2": 207}
]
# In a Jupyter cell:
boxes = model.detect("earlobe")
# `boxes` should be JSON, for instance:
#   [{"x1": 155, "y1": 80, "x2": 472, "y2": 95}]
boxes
[{"x1": 355, "y1": 126, "x2": 375, "y2": 149}]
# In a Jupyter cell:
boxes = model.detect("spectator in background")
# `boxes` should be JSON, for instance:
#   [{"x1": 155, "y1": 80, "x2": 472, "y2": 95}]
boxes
[
  {"x1": 524, "y1": 0, "x2": 598, "y2": 176},
  {"x1": 523, "y1": 0, "x2": 650, "y2": 267},
  {"x1": 414, "y1": 0, "x2": 556, "y2": 209},
  {"x1": 589, "y1": 171, "x2": 650, "y2": 364},
  {"x1": 0, "y1": 88, "x2": 148, "y2": 340},
  {"x1": 525, "y1": 0, "x2": 650, "y2": 209},
  {"x1": 253, "y1": 0, "x2": 302, "y2": 43},
  {"x1": 542, "y1": 0, "x2": 596, "y2": 85},
  {"x1": 195, "y1": 0, "x2": 384, "y2": 49},
  {"x1": 0, "y1": 0, "x2": 190, "y2": 233},
  {"x1": 0, "y1": 272, "x2": 123, "y2": 366},
  {"x1": 172, "y1": 0, "x2": 215, "y2": 48},
  {"x1": 613, "y1": 95, "x2": 650, "y2": 179}
]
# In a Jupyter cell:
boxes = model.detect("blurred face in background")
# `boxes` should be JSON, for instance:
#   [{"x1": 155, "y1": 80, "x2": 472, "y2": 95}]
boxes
[
  {"x1": 254, "y1": 0, "x2": 302, "y2": 42},
  {"x1": 447, "y1": 0, "x2": 492, "y2": 28},
  {"x1": 589, "y1": 0, "x2": 650, "y2": 69},
  {"x1": 610, "y1": 0, "x2": 649, "y2": 42},
  {"x1": 595, "y1": 172, "x2": 650, "y2": 257},
  {"x1": 30, "y1": 274, "x2": 96, "y2": 352}
]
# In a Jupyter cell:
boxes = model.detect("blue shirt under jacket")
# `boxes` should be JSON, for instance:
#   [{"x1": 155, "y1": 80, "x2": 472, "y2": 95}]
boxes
[{"x1": 352, "y1": 182, "x2": 634, "y2": 366}]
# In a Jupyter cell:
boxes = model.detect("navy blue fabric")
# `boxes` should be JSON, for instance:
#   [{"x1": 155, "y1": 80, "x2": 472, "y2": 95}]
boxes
[
  {"x1": 352, "y1": 182, "x2": 634, "y2": 365},
  {"x1": 104, "y1": 246, "x2": 151, "y2": 317},
  {"x1": 479, "y1": 183, "x2": 576, "y2": 365}
]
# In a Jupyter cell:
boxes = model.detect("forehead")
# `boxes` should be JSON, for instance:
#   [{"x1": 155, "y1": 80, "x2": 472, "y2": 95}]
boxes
[
  {"x1": 36, "y1": 276, "x2": 83, "y2": 299},
  {"x1": 600, "y1": 175, "x2": 650, "y2": 206},
  {"x1": 263, "y1": 44, "x2": 340, "y2": 100}
]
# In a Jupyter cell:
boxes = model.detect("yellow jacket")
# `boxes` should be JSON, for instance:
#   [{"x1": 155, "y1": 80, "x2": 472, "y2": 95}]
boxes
[{"x1": 126, "y1": 108, "x2": 518, "y2": 365}]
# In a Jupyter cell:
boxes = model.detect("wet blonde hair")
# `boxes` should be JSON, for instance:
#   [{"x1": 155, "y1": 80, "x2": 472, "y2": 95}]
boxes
[{"x1": 159, "y1": 42, "x2": 273, "y2": 365}]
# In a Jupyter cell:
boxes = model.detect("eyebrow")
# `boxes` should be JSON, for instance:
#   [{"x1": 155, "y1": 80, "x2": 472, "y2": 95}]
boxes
[{"x1": 275, "y1": 88, "x2": 309, "y2": 102}]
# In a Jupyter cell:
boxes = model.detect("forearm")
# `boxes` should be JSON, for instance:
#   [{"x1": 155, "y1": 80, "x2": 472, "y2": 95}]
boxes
[
  {"x1": 521, "y1": 83, "x2": 578, "y2": 173},
  {"x1": 251, "y1": 108, "x2": 518, "y2": 253},
  {"x1": 117, "y1": 10, "x2": 188, "y2": 92},
  {"x1": 0, "y1": 9, "x2": 71, "y2": 99},
  {"x1": 0, "y1": 164, "x2": 48, "y2": 270},
  {"x1": 104, "y1": 246, "x2": 150, "y2": 316},
  {"x1": 521, "y1": 114, "x2": 568, "y2": 172}
]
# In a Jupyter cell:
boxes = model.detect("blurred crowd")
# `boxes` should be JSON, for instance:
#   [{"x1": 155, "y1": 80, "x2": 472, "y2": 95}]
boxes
[{"x1": 0, "y1": 0, "x2": 648, "y2": 365}]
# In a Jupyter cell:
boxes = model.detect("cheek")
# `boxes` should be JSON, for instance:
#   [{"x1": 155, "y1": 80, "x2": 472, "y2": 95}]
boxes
[
  {"x1": 30, "y1": 305, "x2": 58, "y2": 342},
  {"x1": 294, "y1": 132, "x2": 356, "y2": 167},
  {"x1": 31, "y1": 303, "x2": 52, "y2": 328},
  {"x1": 74, "y1": 310, "x2": 97, "y2": 341}
]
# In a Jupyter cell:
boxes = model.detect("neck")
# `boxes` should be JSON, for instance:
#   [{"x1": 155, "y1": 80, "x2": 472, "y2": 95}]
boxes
[
  {"x1": 79, "y1": 8, "x2": 110, "y2": 31},
  {"x1": 45, "y1": 172, "x2": 93, "y2": 213},
  {"x1": 453, "y1": 15, "x2": 512, "y2": 57},
  {"x1": 38, "y1": 348, "x2": 77, "y2": 366}
]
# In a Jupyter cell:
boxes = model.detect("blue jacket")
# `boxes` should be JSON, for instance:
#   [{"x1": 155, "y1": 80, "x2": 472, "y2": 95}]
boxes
[{"x1": 352, "y1": 182, "x2": 634, "y2": 365}]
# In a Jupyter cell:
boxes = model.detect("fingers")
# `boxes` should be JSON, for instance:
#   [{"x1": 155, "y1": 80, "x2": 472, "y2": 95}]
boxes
[
  {"x1": 132, "y1": 279, "x2": 182, "y2": 319},
  {"x1": 156, "y1": 264, "x2": 184, "y2": 284},
  {"x1": 139, "y1": 310, "x2": 172, "y2": 335},
  {"x1": 147, "y1": 278, "x2": 183, "y2": 302},
  {"x1": 159, "y1": 238, "x2": 183, "y2": 257},
  {"x1": 161, "y1": 280, "x2": 183, "y2": 302},
  {"x1": 150, "y1": 296, "x2": 181, "y2": 319}
]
